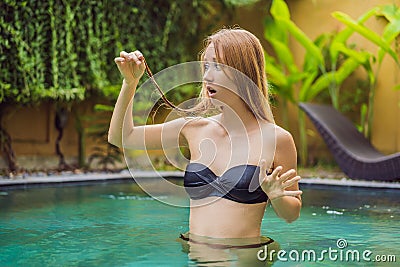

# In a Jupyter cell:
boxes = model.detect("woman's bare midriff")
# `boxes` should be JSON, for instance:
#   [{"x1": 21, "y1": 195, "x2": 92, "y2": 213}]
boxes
[{"x1": 189, "y1": 197, "x2": 267, "y2": 238}]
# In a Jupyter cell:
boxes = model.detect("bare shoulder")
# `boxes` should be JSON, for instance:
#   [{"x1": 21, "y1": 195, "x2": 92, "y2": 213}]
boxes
[
  {"x1": 271, "y1": 124, "x2": 297, "y2": 170},
  {"x1": 273, "y1": 124, "x2": 296, "y2": 151},
  {"x1": 274, "y1": 125, "x2": 294, "y2": 141}
]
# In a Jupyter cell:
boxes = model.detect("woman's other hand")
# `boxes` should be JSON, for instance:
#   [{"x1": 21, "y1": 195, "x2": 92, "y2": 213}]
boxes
[
  {"x1": 259, "y1": 160, "x2": 302, "y2": 201},
  {"x1": 114, "y1": 50, "x2": 145, "y2": 84}
]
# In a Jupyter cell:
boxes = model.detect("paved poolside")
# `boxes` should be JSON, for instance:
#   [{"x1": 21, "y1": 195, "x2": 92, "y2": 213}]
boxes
[{"x1": 1, "y1": 169, "x2": 399, "y2": 189}]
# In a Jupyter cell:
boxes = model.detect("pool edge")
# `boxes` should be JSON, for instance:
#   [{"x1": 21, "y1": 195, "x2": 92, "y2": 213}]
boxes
[{"x1": 1, "y1": 171, "x2": 399, "y2": 190}]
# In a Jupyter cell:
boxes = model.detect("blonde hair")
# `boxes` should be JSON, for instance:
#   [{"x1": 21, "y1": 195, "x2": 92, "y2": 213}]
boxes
[
  {"x1": 150, "y1": 27, "x2": 274, "y2": 122},
  {"x1": 195, "y1": 27, "x2": 274, "y2": 122}
]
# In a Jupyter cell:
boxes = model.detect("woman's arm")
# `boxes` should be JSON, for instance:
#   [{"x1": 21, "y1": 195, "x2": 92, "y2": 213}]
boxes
[
  {"x1": 260, "y1": 128, "x2": 302, "y2": 223},
  {"x1": 108, "y1": 51, "x2": 188, "y2": 149},
  {"x1": 108, "y1": 50, "x2": 144, "y2": 147}
]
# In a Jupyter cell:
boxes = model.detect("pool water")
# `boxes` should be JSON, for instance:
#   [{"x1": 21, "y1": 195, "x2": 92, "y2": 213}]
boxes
[{"x1": 0, "y1": 180, "x2": 399, "y2": 266}]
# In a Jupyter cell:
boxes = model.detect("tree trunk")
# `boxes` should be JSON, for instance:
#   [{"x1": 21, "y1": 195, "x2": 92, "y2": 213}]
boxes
[
  {"x1": 0, "y1": 109, "x2": 18, "y2": 173},
  {"x1": 0, "y1": 126, "x2": 18, "y2": 173},
  {"x1": 55, "y1": 106, "x2": 70, "y2": 170}
]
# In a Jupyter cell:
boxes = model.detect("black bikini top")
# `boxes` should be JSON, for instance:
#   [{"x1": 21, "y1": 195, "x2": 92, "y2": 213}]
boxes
[{"x1": 184, "y1": 162, "x2": 271, "y2": 204}]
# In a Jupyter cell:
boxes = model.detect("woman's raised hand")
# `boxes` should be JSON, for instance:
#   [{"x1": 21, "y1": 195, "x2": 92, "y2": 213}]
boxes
[
  {"x1": 114, "y1": 50, "x2": 145, "y2": 84},
  {"x1": 259, "y1": 160, "x2": 302, "y2": 200}
]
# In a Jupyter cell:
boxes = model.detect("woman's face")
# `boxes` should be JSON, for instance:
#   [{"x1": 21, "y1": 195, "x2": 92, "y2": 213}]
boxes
[{"x1": 203, "y1": 44, "x2": 240, "y2": 107}]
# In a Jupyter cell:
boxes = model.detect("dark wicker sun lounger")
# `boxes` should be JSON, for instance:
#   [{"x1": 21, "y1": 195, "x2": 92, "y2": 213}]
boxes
[{"x1": 299, "y1": 102, "x2": 400, "y2": 181}]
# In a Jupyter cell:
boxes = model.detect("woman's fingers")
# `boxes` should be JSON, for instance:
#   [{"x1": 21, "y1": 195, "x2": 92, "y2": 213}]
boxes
[
  {"x1": 259, "y1": 160, "x2": 281, "y2": 180},
  {"x1": 278, "y1": 169, "x2": 296, "y2": 182},
  {"x1": 129, "y1": 52, "x2": 143, "y2": 65},
  {"x1": 133, "y1": 51, "x2": 144, "y2": 61},
  {"x1": 282, "y1": 175, "x2": 301, "y2": 189},
  {"x1": 270, "y1": 166, "x2": 283, "y2": 179},
  {"x1": 119, "y1": 50, "x2": 144, "y2": 65},
  {"x1": 114, "y1": 57, "x2": 125, "y2": 63},
  {"x1": 120, "y1": 50, "x2": 129, "y2": 58}
]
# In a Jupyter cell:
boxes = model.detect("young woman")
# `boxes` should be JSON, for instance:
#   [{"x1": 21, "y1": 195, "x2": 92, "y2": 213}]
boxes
[{"x1": 109, "y1": 27, "x2": 302, "y2": 263}]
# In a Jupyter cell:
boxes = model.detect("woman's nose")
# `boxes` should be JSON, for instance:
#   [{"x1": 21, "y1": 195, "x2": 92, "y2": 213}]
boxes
[{"x1": 203, "y1": 67, "x2": 213, "y2": 82}]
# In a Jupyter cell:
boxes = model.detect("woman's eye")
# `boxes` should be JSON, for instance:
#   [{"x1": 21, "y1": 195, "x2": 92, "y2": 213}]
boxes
[{"x1": 203, "y1": 62, "x2": 222, "y2": 71}]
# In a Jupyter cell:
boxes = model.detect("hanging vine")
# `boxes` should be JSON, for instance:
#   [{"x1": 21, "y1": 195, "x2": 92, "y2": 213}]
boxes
[{"x1": 0, "y1": 0, "x2": 256, "y2": 172}]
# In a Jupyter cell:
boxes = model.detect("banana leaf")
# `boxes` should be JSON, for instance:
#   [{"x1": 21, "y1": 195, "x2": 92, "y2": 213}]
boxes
[
  {"x1": 306, "y1": 58, "x2": 361, "y2": 100},
  {"x1": 270, "y1": 0, "x2": 290, "y2": 20},
  {"x1": 332, "y1": 11, "x2": 399, "y2": 64},
  {"x1": 329, "y1": 7, "x2": 378, "y2": 65}
]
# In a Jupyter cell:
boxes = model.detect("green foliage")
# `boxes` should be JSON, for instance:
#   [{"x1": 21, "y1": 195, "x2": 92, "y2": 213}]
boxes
[
  {"x1": 0, "y1": 0, "x2": 243, "y2": 106},
  {"x1": 0, "y1": 0, "x2": 254, "y2": 170},
  {"x1": 331, "y1": 4, "x2": 400, "y2": 139},
  {"x1": 332, "y1": 11, "x2": 398, "y2": 64},
  {"x1": 0, "y1": 0, "x2": 85, "y2": 105},
  {"x1": 224, "y1": 0, "x2": 261, "y2": 6},
  {"x1": 264, "y1": 0, "x2": 400, "y2": 165},
  {"x1": 265, "y1": 0, "x2": 328, "y2": 165}
]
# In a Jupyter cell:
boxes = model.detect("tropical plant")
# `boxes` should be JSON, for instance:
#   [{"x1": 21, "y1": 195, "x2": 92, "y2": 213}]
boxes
[
  {"x1": 331, "y1": 4, "x2": 400, "y2": 138},
  {"x1": 264, "y1": 0, "x2": 399, "y2": 165},
  {"x1": 264, "y1": 0, "x2": 334, "y2": 165}
]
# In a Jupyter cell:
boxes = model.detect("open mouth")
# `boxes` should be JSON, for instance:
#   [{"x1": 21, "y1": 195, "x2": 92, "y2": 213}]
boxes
[{"x1": 207, "y1": 86, "x2": 217, "y2": 97}]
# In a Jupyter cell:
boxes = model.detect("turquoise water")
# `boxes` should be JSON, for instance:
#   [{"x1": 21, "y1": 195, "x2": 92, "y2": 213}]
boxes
[{"x1": 0, "y1": 180, "x2": 399, "y2": 266}]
